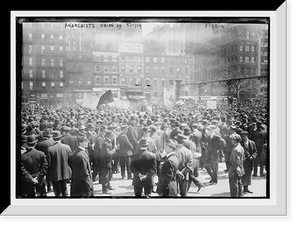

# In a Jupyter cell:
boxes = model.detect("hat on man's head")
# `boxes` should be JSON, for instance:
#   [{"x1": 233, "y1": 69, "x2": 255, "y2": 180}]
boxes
[
  {"x1": 183, "y1": 127, "x2": 192, "y2": 136},
  {"x1": 230, "y1": 132, "x2": 242, "y2": 142},
  {"x1": 166, "y1": 139, "x2": 178, "y2": 149},
  {"x1": 175, "y1": 134, "x2": 187, "y2": 144},
  {"x1": 141, "y1": 126, "x2": 150, "y2": 132},
  {"x1": 52, "y1": 131, "x2": 63, "y2": 140},
  {"x1": 77, "y1": 133, "x2": 89, "y2": 143},
  {"x1": 26, "y1": 135, "x2": 38, "y2": 145},
  {"x1": 240, "y1": 131, "x2": 249, "y2": 136},
  {"x1": 130, "y1": 115, "x2": 137, "y2": 121},
  {"x1": 42, "y1": 128, "x2": 52, "y2": 137},
  {"x1": 206, "y1": 125, "x2": 217, "y2": 130},
  {"x1": 138, "y1": 138, "x2": 149, "y2": 148}
]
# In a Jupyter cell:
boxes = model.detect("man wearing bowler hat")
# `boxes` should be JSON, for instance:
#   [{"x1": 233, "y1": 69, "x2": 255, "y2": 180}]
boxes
[
  {"x1": 130, "y1": 138, "x2": 157, "y2": 197},
  {"x1": 21, "y1": 135, "x2": 48, "y2": 197},
  {"x1": 47, "y1": 131, "x2": 72, "y2": 197},
  {"x1": 70, "y1": 133, "x2": 94, "y2": 197}
]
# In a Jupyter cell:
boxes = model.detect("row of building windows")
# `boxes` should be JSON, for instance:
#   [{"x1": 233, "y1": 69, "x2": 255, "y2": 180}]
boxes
[
  {"x1": 27, "y1": 45, "x2": 65, "y2": 54},
  {"x1": 27, "y1": 57, "x2": 64, "y2": 67},
  {"x1": 22, "y1": 81, "x2": 64, "y2": 90},
  {"x1": 24, "y1": 69, "x2": 64, "y2": 78},
  {"x1": 144, "y1": 56, "x2": 190, "y2": 64},
  {"x1": 27, "y1": 33, "x2": 64, "y2": 41}
]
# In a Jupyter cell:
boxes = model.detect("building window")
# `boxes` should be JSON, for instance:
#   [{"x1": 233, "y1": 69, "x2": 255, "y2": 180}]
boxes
[
  {"x1": 246, "y1": 68, "x2": 250, "y2": 75},
  {"x1": 138, "y1": 66, "x2": 142, "y2": 73},
  {"x1": 121, "y1": 65, "x2": 126, "y2": 73},
  {"x1": 50, "y1": 46, "x2": 54, "y2": 53},
  {"x1": 104, "y1": 65, "x2": 108, "y2": 72},
  {"x1": 137, "y1": 57, "x2": 142, "y2": 63},
  {"x1": 130, "y1": 57, "x2": 134, "y2": 62},
  {"x1": 185, "y1": 77, "x2": 188, "y2": 84},
  {"x1": 42, "y1": 82, "x2": 46, "y2": 89},
  {"x1": 104, "y1": 76, "x2": 109, "y2": 85},
  {"x1": 145, "y1": 78, "x2": 150, "y2": 86},
  {"x1": 185, "y1": 67, "x2": 189, "y2": 74},
  {"x1": 169, "y1": 79, "x2": 173, "y2": 86},
  {"x1": 87, "y1": 79, "x2": 91, "y2": 85},
  {"x1": 50, "y1": 82, "x2": 55, "y2": 90},
  {"x1": 29, "y1": 70, "x2": 33, "y2": 78},
  {"x1": 251, "y1": 56, "x2": 256, "y2": 63},
  {"x1": 42, "y1": 70, "x2": 46, "y2": 78},
  {"x1": 251, "y1": 46, "x2": 255, "y2": 52},
  {"x1": 29, "y1": 58, "x2": 33, "y2": 66},
  {"x1": 29, "y1": 82, "x2": 33, "y2": 90},
  {"x1": 161, "y1": 67, "x2": 165, "y2": 74},
  {"x1": 245, "y1": 56, "x2": 250, "y2": 63},
  {"x1": 41, "y1": 34, "x2": 45, "y2": 39},
  {"x1": 112, "y1": 65, "x2": 117, "y2": 72},
  {"x1": 28, "y1": 45, "x2": 32, "y2": 54},
  {"x1": 60, "y1": 71, "x2": 63, "y2": 78},
  {"x1": 108, "y1": 56, "x2": 112, "y2": 62},
  {"x1": 113, "y1": 56, "x2": 118, "y2": 62},
  {"x1": 70, "y1": 80, "x2": 73, "y2": 85},
  {"x1": 245, "y1": 45, "x2": 250, "y2": 52},
  {"x1": 121, "y1": 77, "x2": 126, "y2": 85},
  {"x1": 28, "y1": 33, "x2": 32, "y2": 40},
  {"x1": 153, "y1": 78, "x2": 158, "y2": 85},
  {"x1": 42, "y1": 58, "x2": 45, "y2": 66},
  {"x1": 95, "y1": 65, "x2": 101, "y2": 72},
  {"x1": 112, "y1": 76, "x2": 117, "y2": 85},
  {"x1": 161, "y1": 78, "x2": 165, "y2": 87},
  {"x1": 60, "y1": 59, "x2": 63, "y2": 67},
  {"x1": 50, "y1": 59, "x2": 54, "y2": 67},
  {"x1": 153, "y1": 57, "x2": 158, "y2": 63},
  {"x1": 50, "y1": 34, "x2": 54, "y2": 39},
  {"x1": 145, "y1": 66, "x2": 150, "y2": 74},
  {"x1": 153, "y1": 67, "x2": 158, "y2": 73},
  {"x1": 246, "y1": 30, "x2": 250, "y2": 39},
  {"x1": 121, "y1": 56, "x2": 125, "y2": 62},
  {"x1": 41, "y1": 45, "x2": 45, "y2": 54},
  {"x1": 78, "y1": 78, "x2": 82, "y2": 85},
  {"x1": 59, "y1": 47, "x2": 63, "y2": 53},
  {"x1": 239, "y1": 56, "x2": 244, "y2": 63},
  {"x1": 129, "y1": 65, "x2": 133, "y2": 73},
  {"x1": 161, "y1": 57, "x2": 166, "y2": 63},
  {"x1": 95, "y1": 76, "x2": 101, "y2": 85},
  {"x1": 239, "y1": 45, "x2": 243, "y2": 52},
  {"x1": 145, "y1": 57, "x2": 150, "y2": 63},
  {"x1": 59, "y1": 35, "x2": 63, "y2": 40}
]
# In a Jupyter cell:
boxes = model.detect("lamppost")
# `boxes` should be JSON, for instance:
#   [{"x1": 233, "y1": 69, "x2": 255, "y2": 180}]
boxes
[{"x1": 175, "y1": 68, "x2": 182, "y2": 101}]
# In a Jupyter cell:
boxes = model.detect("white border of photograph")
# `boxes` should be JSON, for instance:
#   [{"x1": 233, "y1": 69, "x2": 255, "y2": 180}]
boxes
[{"x1": 6, "y1": 6, "x2": 286, "y2": 216}]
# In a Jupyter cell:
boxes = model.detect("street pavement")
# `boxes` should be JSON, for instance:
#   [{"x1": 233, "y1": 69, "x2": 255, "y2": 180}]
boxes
[{"x1": 47, "y1": 162, "x2": 267, "y2": 198}]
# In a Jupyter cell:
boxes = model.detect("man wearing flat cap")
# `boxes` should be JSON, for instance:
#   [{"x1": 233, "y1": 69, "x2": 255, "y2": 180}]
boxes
[
  {"x1": 21, "y1": 135, "x2": 48, "y2": 197},
  {"x1": 70, "y1": 134, "x2": 94, "y2": 197},
  {"x1": 130, "y1": 138, "x2": 157, "y2": 197},
  {"x1": 228, "y1": 133, "x2": 245, "y2": 197}
]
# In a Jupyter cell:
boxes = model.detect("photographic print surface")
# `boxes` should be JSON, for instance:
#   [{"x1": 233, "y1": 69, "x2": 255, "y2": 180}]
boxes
[{"x1": 16, "y1": 17, "x2": 269, "y2": 199}]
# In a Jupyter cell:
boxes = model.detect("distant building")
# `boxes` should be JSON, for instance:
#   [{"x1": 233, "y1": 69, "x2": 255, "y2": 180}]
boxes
[{"x1": 22, "y1": 22, "x2": 67, "y2": 105}]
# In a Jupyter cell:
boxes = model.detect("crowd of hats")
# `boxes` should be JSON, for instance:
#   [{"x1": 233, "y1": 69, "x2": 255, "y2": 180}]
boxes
[{"x1": 21, "y1": 100, "x2": 268, "y2": 143}]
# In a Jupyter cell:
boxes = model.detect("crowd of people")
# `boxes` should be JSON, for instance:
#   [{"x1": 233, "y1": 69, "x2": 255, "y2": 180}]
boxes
[{"x1": 18, "y1": 99, "x2": 268, "y2": 198}]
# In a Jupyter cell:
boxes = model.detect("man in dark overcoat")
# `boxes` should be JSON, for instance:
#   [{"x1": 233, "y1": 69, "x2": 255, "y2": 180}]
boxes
[
  {"x1": 70, "y1": 134, "x2": 94, "y2": 197},
  {"x1": 35, "y1": 128, "x2": 54, "y2": 193},
  {"x1": 92, "y1": 125, "x2": 106, "y2": 183},
  {"x1": 157, "y1": 139, "x2": 179, "y2": 197},
  {"x1": 130, "y1": 138, "x2": 157, "y2": 197},
  {"x1": 118, "y1": 125, "x2": 134, "y2": 179},
  {"x1": 21, "y1": 135, "x2": 48, "y2": 197},
  {"x1": 127, "y1": 115, "x2": 139, "y2": 154},
  {"x1": 240, "y1": 131, "x2": 257, "y2": 194},
  {"x1": 47, "y1": 131, "x2": 72, "y2": 197},
  {"x1": 100, "y1": 130, "x2": 117, "y2": 194},
  {"x1": 61, "y1": 126, "x2": 78, "y2": 153}
]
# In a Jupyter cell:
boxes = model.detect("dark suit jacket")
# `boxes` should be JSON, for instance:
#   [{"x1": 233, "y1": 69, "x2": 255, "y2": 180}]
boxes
[
  {"x1": 70, "y1": 147, "x2": 93, "y2": 197},
  {"x1": 127, "y1": 122, "x2": 138, "y2": 151},
  {"x1": 61, "y1": 134, "x2": 78, "y2": 153},
  {"x1": 130, "y1": 149, "x2": 157, "y2": 187},
  {"x1": 47, "y1": 142, "x2": 72, "y2": 182},
  {"x1": 157, "y1": 152, "x2": 179, "y2": 197},
  {"x1": 21, "y1": 148, "x2": 48, "y2": 187},
  {"x1": 118, "y1": 132, "x2": 133, "y2": 156},
  {"x1": 240, "y1": 139, "x2": 257, "y2": 172},
  {"x1": 36, "y1": 137, "x2": 54, "y2": 167},
  {"x1": 100, "y1": 138, "x2": 115, "y2": 169}
]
